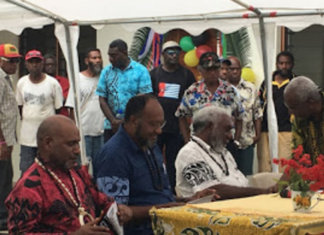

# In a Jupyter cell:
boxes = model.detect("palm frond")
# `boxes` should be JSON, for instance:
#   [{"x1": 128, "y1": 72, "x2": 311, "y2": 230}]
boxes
[
  {"x1": 129, "y1": 27, "x2": 151, "y2": 61},
  {"x1": 226, "y1": 27, "x2": 251, "y2": 67}
]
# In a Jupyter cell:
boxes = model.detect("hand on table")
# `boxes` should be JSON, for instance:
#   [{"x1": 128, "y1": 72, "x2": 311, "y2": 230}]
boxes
[
  {"x1": 184, "y1": 189, "x2": 220, "y2": 203},
  {"x1": 117, "y1": 204, "x2": 133, "y2": 226}
]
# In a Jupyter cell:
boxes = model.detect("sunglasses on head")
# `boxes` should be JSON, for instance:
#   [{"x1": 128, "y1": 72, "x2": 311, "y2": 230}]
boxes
[
  {"x1": 1, "y1": 57, "x2": 21, "y2": 63},
  {"x1": 165, "y1": 50, "x2": 180, "y2": 55}
]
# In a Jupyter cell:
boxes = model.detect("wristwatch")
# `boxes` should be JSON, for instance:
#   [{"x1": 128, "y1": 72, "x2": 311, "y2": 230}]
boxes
[{"x1": 233, "y1": 140, "x2": 241, "y2": 148}]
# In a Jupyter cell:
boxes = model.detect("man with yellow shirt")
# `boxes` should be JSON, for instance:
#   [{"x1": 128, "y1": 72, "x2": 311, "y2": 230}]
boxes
[{"x1": 257, "y1": 51, "x2": 296, "y2": 172}]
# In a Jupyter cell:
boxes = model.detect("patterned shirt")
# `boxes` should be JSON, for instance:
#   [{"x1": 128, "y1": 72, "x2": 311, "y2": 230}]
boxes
[
  {"x1": 175, "y1": 79, "x2": 244, "y2": 120},
  {"x1": 292, "y1": 94, "x2": 324, "y2": 162},
  {"x1": 175, "y1": 136, "x2": 249, "y2": 198},
  {"x1": 96, "y1": 58, "x2": 152, "y2": 130},
  {"x1": 6, "y1": 161, "x2": 114, "y2": 235},
  {"x1": 0, "y1": 68, "x2": 18, "y2": 146},
  {"x1": 236, "y1": 79, "x2": 262, "y2": 149}
]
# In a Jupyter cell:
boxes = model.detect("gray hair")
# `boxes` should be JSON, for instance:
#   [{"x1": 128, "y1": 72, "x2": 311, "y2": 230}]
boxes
[
  {"x1": 284, "y1": 76, "x2": 321, "y2": 103},
  {"x1": 192, "y1": 105, "x2": 230, "y2": 135}
]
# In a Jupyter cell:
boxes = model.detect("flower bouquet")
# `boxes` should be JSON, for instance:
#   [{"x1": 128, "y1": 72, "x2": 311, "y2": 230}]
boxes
[{"x1": 273, "y1": 145, "x2": 324, "y2": 212}]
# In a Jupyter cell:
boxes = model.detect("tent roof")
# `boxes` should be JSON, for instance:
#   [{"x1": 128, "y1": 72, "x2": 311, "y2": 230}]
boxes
[{"x1": 2, "y1": 0, "x2": 324, "y2": 35}]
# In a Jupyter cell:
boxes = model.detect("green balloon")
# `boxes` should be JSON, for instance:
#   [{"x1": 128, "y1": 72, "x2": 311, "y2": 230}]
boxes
[{"x1": 180, "y1": 36, "x2": 195, "y2": 52}]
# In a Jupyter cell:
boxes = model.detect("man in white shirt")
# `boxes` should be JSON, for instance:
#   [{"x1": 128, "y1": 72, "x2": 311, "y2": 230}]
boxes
[
  {"x1": 65, "y1": 48, "x2": 105, "y2": 163},
  {"x1": 175, "y1": 106, "x2": 276, "y2": 199},
  {"x1": 16, "y1": 50, "x2": 63, "y2": 174}
]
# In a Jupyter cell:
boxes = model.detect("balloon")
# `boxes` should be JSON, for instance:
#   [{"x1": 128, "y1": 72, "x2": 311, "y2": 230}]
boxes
[
  {"x1": 242, "y1": 67, "x2": 256, "y2": 83},
  {"x1": 192, "y1": 31, "x2": 209, "y2": 47},
  {"x1": 179, "y1": 36, "x2": 195, "y2": 52},
  {"x1": 184, "y1": 50, "x2": 199, "y2": 67},
  {"x1": 196, "y1": 45, "x2": 212, "y2": 58}
]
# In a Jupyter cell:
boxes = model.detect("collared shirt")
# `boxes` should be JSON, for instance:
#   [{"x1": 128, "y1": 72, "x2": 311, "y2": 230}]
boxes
[
  {"x1": 175, "y1": 79, "x2": 244, "y2": 120},
  {"x1": 6, "y1": 162, "x2": 114, "y2": 235},
  {"x1": 175, "y1": 136, "x2": 249, "y2": 198},
  {"x1": 236, "y1": 79, "x2": 262, "y2": 149},
  {"x1": 292, "y1": 93, "x2": 324, "y2": 162},
  {"x1": 96, "y1": 59, "x2": 152, "y2": 130},
  {"x1": 0, "y1": 67, "x2": 18, "y2": 146},
  {"x1": 94, "y1": 125, "x2": 174, "y2": 235}
]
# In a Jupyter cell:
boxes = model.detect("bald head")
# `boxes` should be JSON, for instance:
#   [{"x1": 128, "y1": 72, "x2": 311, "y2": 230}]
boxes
[
  {"x1": 228, "y1": 56, "x2": 242, "y2": 84},
  {"x1": 37, "y1": 115, "x2": 76, "y2": 147}
]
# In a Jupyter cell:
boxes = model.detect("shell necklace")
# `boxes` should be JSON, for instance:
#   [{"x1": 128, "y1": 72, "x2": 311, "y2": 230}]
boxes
[{"x1": 35, "y1": 158, "x2": 94, "y2": 225}]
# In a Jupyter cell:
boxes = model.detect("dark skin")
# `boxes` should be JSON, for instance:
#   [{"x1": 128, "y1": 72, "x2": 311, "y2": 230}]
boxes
[
  {"x1": 276, "y1": 55, "x2": 294, "y2": 79},
  {"x1": 194, "y1": 114, "x2": 277, "y2": 199},
  {"x1": 0, "y1": 57, "x2": 20, "y2": 160},
  {"x1": 19, "y1": 58, "x2": 61, "y2": 119},
  {"x1": 99, "y1": 47, "x2": 130, "y2": 133},
  {"x1": 37, "y1": 116, "x2": 133, "y2": 234},
  {"x1": 220, "y1": 62, "x2": 230, "y2": 81},
  {"x1": 123, "y1": 98, "x2": 218, "y2": 222},
  {"x1": 43, "y1": 57, "x2": 56, "y2": 77},
  {"x1": 228, "y1": 56, "x2": 261, "y2": 144},
  {"x1": 162, "y1": 47, "x2": 181, "y2": 72}
]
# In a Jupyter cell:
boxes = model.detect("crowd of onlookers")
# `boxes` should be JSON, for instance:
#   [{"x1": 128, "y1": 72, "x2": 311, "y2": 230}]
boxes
[{"x1": 0, "y1": 39, "x2": 300, "y2": 235}]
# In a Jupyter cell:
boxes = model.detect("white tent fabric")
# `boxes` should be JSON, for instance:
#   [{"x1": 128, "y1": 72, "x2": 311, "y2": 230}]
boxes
[{"x1": 2, "y1": 0, "x2": 324, "y2": 167}]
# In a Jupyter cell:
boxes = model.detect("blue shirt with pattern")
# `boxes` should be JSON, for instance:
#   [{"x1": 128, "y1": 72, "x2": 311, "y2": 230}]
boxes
[
  {"x1": 94, "y1": 125, "x2": 174, "y2": 235},
  {"x1": 96, "y1": 58, "x2": 152, "y2": 129}
]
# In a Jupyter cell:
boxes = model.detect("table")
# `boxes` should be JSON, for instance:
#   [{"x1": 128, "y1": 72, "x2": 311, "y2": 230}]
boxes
[{"x1": 150, "y1": 194, "x2": 324, "y2": 235}]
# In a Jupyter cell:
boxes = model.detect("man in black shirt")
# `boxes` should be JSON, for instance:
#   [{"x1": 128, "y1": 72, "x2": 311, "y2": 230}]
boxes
[
  {"x1": 257, "y1": 51, "x2": 296, "y2": 172},
  {"x1": 150, "y1": 41, "x2": 196, "y2": 193}
]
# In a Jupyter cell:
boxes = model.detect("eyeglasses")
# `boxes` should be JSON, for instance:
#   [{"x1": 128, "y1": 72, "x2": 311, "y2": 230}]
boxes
[
  {"x1": 165, "y1": 50, "x2": 180, "y2": 56},
  {"x1": 145, "y1": 120, "x2": 167, "y2": 130},
  {"x1": 1, "y1": 57, "x2": 21, "y2": 63}
]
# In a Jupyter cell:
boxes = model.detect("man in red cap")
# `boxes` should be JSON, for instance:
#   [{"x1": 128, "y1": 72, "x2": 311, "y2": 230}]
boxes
[
  {"x1": 0, "y1": 43, "x2": 22, "y2": 230},
  {"x1": 16, "y1": 50, "x2": 63, "y2": 174}
]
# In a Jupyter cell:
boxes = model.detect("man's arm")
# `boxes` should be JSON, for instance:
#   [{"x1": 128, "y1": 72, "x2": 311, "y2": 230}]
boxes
[
  {"x1": 234, "y1": 119, "x2": 242, "y2": 142},
  {"x1": 253, "y1": 118, "x2": 262, "y2": 144},
  {"x1": 99, "y1": 96, "x2": 121, "y2": 133},
  {"x1": 179, "y1": 117, "x2": 190, "y2": 144}
]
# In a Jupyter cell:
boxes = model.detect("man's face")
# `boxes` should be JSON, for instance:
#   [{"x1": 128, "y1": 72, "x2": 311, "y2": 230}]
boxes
[
  {"x1": 284, "y1": 92, "x2": 311, "y2": 120},
  {"x1": 26, "y1": 58, "x2": 43, "y2": 77},
  {"x1": 0, "y1": 57, "x2": 20, "y2": 75},
  {"x1": 162, "y1": 48, "x2": 180, "y2": 65},
  {"x1": 44, "y1": 58, "x2": 56, "y2": 77},
  {"x1": 134, "y1": 99, "x2": 164, "y2": 149},
  {"x1": 49, "y1": 123, "x2": 81, "y2": 169},
  {"x1": 200, "y1": 67, "x2": 220, "y2": 83},
  {"x1": 108, "y1": 47, "x2": 127, "y2": 69},
  {"x1": 209, "y1": 114, "x2": 232, "y2": 152},
  {"x1": 228, "y1": 59, "x2": 241, "y2": 83},
  {"x1": 220, "y1": 63, "x2": 230, "y2": 80},
  {"x1": 276, "y1": 55, "x2": 293, "y2": 77},
  {"x1": 86, "y1": 51, "x2": 103, "y2": 76}
]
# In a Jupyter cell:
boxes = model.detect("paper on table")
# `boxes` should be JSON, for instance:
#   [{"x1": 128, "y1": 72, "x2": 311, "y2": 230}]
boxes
[
  {"x1": 98, "y1": 201, "x2": 124, "y2": 235},
  {"x1": 187, "y1": 195, "x2": 214, "y2": 204}
]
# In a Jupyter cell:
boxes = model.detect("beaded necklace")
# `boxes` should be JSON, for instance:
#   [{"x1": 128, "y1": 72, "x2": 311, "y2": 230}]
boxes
[
  {"x1": 191, "y1": 137, "x2": 229, "y2": 176},
  {"x1": 35, "y1": 158, "x2": 94, "y2": 225},
  {"x1": 143, "y1": 148, "x2": 163, "y2": 191}
]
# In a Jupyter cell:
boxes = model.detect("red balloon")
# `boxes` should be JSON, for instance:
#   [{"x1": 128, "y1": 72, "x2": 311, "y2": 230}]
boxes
[{"x1": 196, "y1": 45, "x2": 212, "y2": 58}]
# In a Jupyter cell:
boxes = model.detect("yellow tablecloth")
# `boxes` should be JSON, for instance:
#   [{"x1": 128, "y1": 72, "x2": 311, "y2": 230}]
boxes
[{"x1": 150, "y1": 194, "x2": 324, "y2": 235}]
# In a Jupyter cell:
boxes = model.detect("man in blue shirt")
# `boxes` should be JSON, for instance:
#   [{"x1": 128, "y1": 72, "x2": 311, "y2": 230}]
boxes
[
  {"x1": 96, "y1": 39, "x2": 152, "y2": 142},
  {"x1": 94, "y1": 94, "x2": 216, "y2": 235}
]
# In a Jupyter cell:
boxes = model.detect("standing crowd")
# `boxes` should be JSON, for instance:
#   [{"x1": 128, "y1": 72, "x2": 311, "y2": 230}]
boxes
[{"x1": 0, "y1": 39, "x2": 320, "y2": 235}]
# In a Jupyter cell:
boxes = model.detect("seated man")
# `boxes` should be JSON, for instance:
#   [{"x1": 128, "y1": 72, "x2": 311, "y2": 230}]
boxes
[
  {"x1": 6, "y1": 115, "x2": 132, "y2": 235},
  {"x1": 176, "y1": 106, "x2": 276, "y2": 199},
  {"x1": 94, "y1": 94, "x2": 215, "y2": 235}
]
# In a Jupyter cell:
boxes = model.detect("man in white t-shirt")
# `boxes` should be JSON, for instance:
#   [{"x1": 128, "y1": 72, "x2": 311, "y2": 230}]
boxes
[
  {"x1": 16, "y1": 50, "x2": 63, "y2": 174},
  {"x1": 65, "y1": 48, "x2": 105, "y2": 163},
  {"x1": 175, "y1": 106, "x2": 276, "y2": 199}
]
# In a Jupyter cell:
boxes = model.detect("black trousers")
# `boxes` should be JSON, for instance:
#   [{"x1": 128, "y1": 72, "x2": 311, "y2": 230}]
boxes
[{"x1": 0, "y1": 155, "x2": 13, "y2": 225}]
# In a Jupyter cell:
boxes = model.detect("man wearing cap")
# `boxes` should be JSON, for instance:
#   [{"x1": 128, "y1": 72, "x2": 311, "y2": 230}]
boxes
[
  {"x1": 219, "y1": 58, "x2": 232, "y2": 81},
  {"x1": 0, "y1": 43, "x2": 21, "y2": 230},
  {"x1": 150, "y1": 41, "x2": 196, "y2": 193},
  {"x1": 16, "y1": 50, "x2": 63, "y2": 174},
  {"x1": 175, "y1": 52, "x2": 243, "y2": 148},
  {"x1": 96, "y1": 39, "x2": 152, "y2": 142}
]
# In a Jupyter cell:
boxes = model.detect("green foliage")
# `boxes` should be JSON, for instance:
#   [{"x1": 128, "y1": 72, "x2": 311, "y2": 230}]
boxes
[{"x1": 226, "y1": 27, "x2": 251, "y2": 67}]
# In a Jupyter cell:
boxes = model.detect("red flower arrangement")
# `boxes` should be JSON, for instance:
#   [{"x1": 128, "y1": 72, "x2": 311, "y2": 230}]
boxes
[{"x1": 273, "y1": 145, "x2": 324, "y2": 192}]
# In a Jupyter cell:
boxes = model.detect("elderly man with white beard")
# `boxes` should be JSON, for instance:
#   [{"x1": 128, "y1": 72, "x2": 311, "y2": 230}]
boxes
[{"x1": 175, "y1": 106, "x2": 276, "y2": 200}]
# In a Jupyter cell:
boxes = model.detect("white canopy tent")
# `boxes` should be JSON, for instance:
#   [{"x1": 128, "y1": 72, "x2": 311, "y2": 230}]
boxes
[{"x1": 2, "y1": 0, "x2": 324, "y2": 170}]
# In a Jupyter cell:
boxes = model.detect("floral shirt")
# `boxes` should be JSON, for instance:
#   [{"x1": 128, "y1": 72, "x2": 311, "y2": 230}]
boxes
[
  {"x1": 6, "y1": 162, "x2": 114, "y2": 235},
  {"x1": 175, "y1": 79, "x2": 244, "y2": 120},
  {"x1": 236, "y1": 79, "x2": 262, "y2": 149},
  {"x1": 292, "y1": 94, "x2": 324, "y2": 162}
]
